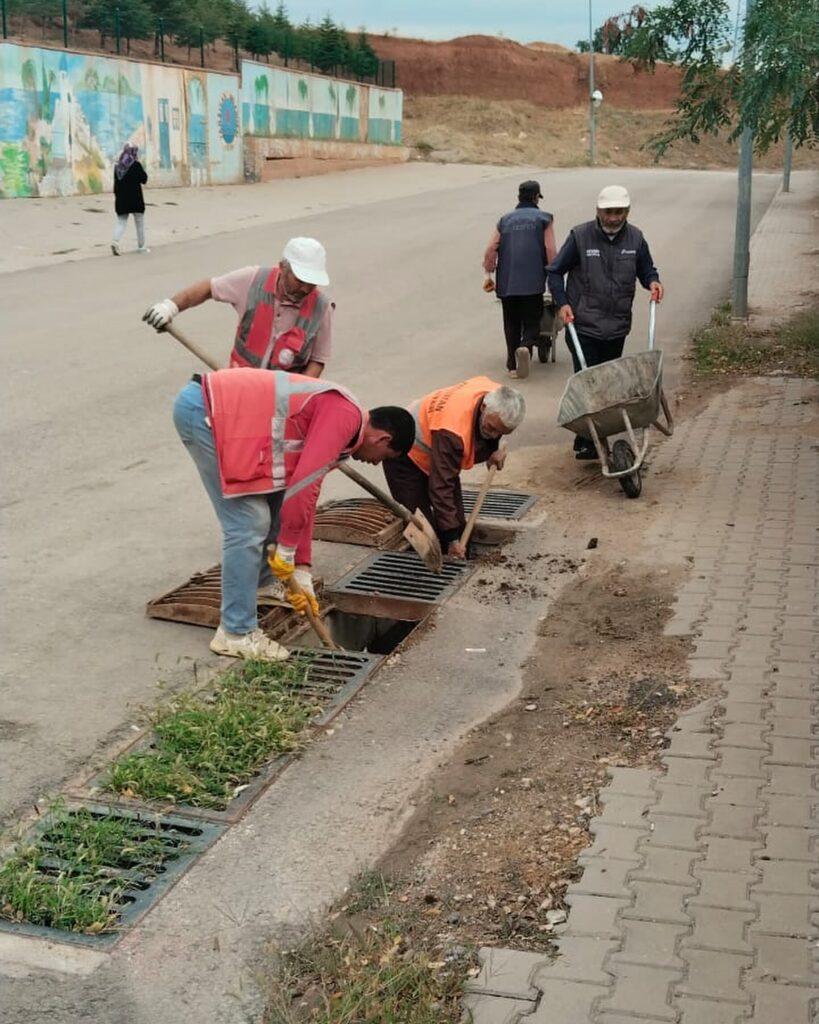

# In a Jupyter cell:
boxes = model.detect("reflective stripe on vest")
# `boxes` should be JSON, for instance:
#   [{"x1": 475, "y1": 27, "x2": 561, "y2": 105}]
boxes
[
  {"x1": 203, "y1": 368, "x2": 364, "y2": 499},
  {"x1": 408, "y1": 376, "x2": 500, "y2": 476},
  {"x1": 231, "y1": 267, "x2": 328, "y2": 371}
]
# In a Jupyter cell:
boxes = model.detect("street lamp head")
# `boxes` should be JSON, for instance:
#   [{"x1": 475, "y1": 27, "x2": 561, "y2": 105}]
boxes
[{"x1": 592, "y1": 89, "x2": 603, "y2": 106}]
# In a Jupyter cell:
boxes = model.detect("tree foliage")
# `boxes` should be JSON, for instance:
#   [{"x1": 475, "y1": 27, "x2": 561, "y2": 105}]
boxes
[{"x1": 622, "y1": 0, "x2": 818, "y2": 155}]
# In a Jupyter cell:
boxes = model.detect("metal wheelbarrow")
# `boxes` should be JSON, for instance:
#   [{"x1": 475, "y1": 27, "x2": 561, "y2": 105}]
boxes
[{"x1": 557, "y1": 301, "x2": 674, "y2": 499}]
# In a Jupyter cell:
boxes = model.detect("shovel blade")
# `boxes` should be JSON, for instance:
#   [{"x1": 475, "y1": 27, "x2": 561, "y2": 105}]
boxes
[{"x1": 403, "y1": 512, "x2": 443, "y2": 573}]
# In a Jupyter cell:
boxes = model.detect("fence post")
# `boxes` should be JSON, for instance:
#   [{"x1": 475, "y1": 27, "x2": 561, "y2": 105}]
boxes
[
  {"x1": 158, "y1": 16, "x2": 164, "y2": 61},
  {"x1": 114, "y1": 7, "x2": 121, "y2": 54},
  {"x1": 199, "y1": 25, "x2": 205, "y2": 67},
  {"x1": 62, "y1": 0, "x2": 68, "y2": 47},
  {"x1": 2, "y1": 0, "x2": 7, "y2": 39}
]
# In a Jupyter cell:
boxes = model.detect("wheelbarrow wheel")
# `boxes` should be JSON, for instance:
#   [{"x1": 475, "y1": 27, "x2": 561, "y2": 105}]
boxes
[{"x1": 611, "y1": 440, "x2": 642, "y2": 499}]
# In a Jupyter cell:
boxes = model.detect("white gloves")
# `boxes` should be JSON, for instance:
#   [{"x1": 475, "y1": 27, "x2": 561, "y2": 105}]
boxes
[
  {"x1": 142, "y1": 298, "x2": 179, "y2": 331},
  {"x1": 292, "y1": 567, "x2": 315, "y2": 596}
]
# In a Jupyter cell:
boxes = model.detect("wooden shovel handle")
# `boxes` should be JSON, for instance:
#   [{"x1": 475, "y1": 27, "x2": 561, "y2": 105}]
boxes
[
  {"x1": 288, "y1": 579, "x2": 341, "y2": 651},
  {"x1": 460, "y1": 466, "x2": 498, "y2": 548},
  {"x1": 164, "y1": 324, "x2": 221, "y2": 371},
  {"x1": 336, "y1": 462, "x2": 415, "y2": 526}
]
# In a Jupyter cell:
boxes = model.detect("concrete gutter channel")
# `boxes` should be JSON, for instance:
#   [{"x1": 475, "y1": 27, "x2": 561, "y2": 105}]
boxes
[{"x1": 0, "y1": 489, "x2": 584, "y2": 1024}]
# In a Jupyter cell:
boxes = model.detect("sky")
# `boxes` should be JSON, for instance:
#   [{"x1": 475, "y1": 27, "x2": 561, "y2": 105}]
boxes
[{"x1": 264, "y1": 1, "x2": 744, "y2": 51}]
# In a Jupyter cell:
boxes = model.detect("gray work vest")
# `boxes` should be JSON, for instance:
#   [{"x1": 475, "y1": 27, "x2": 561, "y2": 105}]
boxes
[
  {"x1": 565, "y1": 220, "x2": 644, "y2": 341},
  {"x1": 496, "y1": 205, "x2": 553, "y2": 298}
]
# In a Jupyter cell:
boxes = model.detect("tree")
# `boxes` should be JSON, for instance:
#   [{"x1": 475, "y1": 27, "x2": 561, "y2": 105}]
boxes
[
  {"x1": 623, "y1": 0, "x2": 818, "y2": 156},
  {"x1": 314, "y1": 14, "x2": 346, "y2": 74},
  {"x1": 82, "y1": 0, "x2": 153, "y2": 52},
  {"x1": 351, "y1": 29, "x2": 378, "y2": 80}
]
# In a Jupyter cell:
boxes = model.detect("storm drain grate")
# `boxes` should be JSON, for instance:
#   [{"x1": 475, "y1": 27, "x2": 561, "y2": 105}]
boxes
[
  {"x1": 313, "y1": 499, "x2": 406, "y2": 549},
  {"x1": 145, "y1": 565, "x2": 326, "y2": 638},
  {"x1": 461, "y1": 488, "x2": 538, "y2": 520},
  {"x1": 328, "y1": 551, "x2": 472, "y2": 619},
  {"x1": 0, "y1": 802, "x2": 224, "y2": 947},
  {"x1": 80, "y1": 648, "x2": 382, "y2": 824}
]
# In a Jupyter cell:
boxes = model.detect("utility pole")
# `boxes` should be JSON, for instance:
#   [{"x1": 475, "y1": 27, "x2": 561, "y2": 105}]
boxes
[
  {"x1": 588, "y1": 0, "x2": 596, "y2": 165},
  {"x1": 783, "y1": 131, "x2": 793, "y2": 193},
  {"x1": 199, "y1": 25, "x2": 205, "y2": 67},
  {"x1": 2, "y1": 0, "x2": 8, "y2": 40},
  {"x1": 730, "y1": 0, "x2": 755, "y2": 320},
  {"x1": 158, "y1": 16, "x2": 165, "y2": 61},
  {"x1": 114, "y1": 7, "x2": 121, "y2": 55},
  {"x1": 62, "y1": 0, "x2": 68, "y2": 47}
]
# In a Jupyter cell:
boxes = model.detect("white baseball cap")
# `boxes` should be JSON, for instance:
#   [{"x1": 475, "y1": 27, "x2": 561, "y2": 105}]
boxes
[
  {"x1": 597, "y1": 185, "x2": 631, "y2": 209},
  {"x1": 282, "y1": 237, "x2": 329, "y2": 286}
]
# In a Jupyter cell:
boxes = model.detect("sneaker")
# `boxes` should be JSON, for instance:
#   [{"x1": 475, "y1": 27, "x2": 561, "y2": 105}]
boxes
[
  {"x1": 136, "y1": 246, "x2": 151, "y2": 254},
  {"x1": 256, "y1": 580, "x2": 288, "y2": 606},
  {"x1": 111, "y1": 242, "x2": 120, "y2": 256},
  {"x1": 210, "y1": 626, "x2": 289, "y2": 662},
  {"x1": 507, "y1": 369, "x2": 520, "y2": 379},
  {"x1": 515, "y1": 346, "x2": 530, "y2": 379}
]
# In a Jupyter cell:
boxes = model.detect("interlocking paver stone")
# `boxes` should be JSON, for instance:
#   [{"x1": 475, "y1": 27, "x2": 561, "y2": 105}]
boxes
[
  {"x1": 758, "y1": 825, "x2": 818, "y2": 862},
  {"x1": 597, "y1": 793, "x2": 654, "y2": 828},
  {"x1": 698, "y1": 837, "x2": 759, "y2": 875},
  {"x1": 522, "y1": 978, "x2": 604, "y2": 1022},
  {"x1": 563, "y1": 895, "x2": 631, "y2": 938},
  {"x1": 605, "y1": 768, "x2": 656, "y2": 797},
  {"x1": 716, "y1": 724, "x2": 770, "y2": 750},
  {"x1": 682, "y1": 905, "x2": 755, "y2": 954},
  {"x1": 598, "y1": 964, "x2": 682, "y2": 1021},
  {"x1": 569, "y1": 858, "x2": 633, "y2": 899},
  {"x1": 700, "y1": 804, "x2": 759, "y2": 840},
  {"x1": 653, "y1": 782, "x2": 710, "y2": 818},
  {"x1": 661, "y1": 757, "x2": 715, "y2": 788},
  {"x1": 750, "y1": 892, "x2": 819, "y2": 936},
  {"x1": 643, "y1": 814, "x2": 702, "y2": 851},
  {"x1": 676, "y1": 948, "x2": 752, "y2": 1002},
  {"x1": 709, "y1": 777, "x2": 764, "y2": 806},
  {"x1": 583, "y1": 825, "x2": 646, "y2": 862},
  {"x1": 461, "y1": 993, "x2": 536, "y2": 1024},
  {"x1": 765, "y1": 764, "x2": 819, "y2": 795},
  {"x1": 622, "y1": 881, "x2": 694, "y2": 925},
  {"x1": 710, "y1": 747, "x2": 769, "y2": 779},
  {"x1": 630, "y1": 846, "x2": 700, "y2": 887},
  {"x1": 755, "y1": 859, "x2": 819, "y2": 894},
  {"x1": 465, "y1": 948, "x2": 547, "y2": 1000},
  {"x1": 609, "y1": 920, "x2": 688, "y2": 970},
  {"x1": 675, "y1": 996, "x2": 746, "y2": 1024},
  {"x1": 744, "y1": 982, "x2": 819, "y2": 1024},
  {"x1": 530, "y1": 937, "x2": 616, "y2": 987},
  {"x1": 765, "y1": 737, "x2": 819, "y2": 766},
  {"x1": 747, "y1": 933, "x2": 819, "y2": 985},
  {"x1": 688, "y1": 869, "x2": 755, "y2": 911}
]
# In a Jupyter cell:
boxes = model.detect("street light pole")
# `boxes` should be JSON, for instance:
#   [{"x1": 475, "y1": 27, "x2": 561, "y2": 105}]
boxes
[
  {"x1": 783, "y1": 131, "x2": 793, "y2": 193},
  {"x1": 589, "y1": 0, "x2": 596, "y2": 165},
  {"x1": 730, "y1": 0, "x2": 755, "y2": 320}
]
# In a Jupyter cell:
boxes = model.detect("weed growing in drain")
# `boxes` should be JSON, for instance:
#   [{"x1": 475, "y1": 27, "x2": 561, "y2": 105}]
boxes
[
  {"x1": 265, "y1": 919, "x2": 472, "y2": 1024},
  {"x1": 105, "y1": 658, "x2": 320, "y2": 810},
  {"x1": 0, "y1": 804, "x2": 187, "y2": 934}
]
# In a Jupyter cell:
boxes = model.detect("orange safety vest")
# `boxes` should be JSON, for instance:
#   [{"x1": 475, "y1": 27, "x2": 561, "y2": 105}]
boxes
[
  {"x1": 408, "y1": 376, "x2": 500, "y2": 476},
  {"x1": 229, "y1": 267, "x2": 329, "y2": 372},
  {"x1": 203, "y1": 367, "x2": 365, "y2": 498}
]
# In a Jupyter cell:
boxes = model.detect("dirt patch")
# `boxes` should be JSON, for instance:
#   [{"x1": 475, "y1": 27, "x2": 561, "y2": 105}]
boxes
[
  {"x1": 370, "y1": 34, "x2": 684, "y2": 109},
  {"x1": 403, "y1": 96, "x2": 819, "y2": 170},
  {"x1": 370, "y1": 563, "x2": 711, "y2": 952}
]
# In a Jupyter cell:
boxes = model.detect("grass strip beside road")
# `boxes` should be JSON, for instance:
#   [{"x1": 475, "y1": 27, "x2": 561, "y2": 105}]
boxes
[
  {"x1": 0, "y1": 804, "x2": 188, "y2": 935},
  {"x1": 265, "y1": 874, "x2": 473, "y2": 1024},
  {"x1": 693, "y1": 302, "x2": 819, "y2": 377},
  {"x1": 105, "y1": 659, "x2": 318, "y2": 810}
]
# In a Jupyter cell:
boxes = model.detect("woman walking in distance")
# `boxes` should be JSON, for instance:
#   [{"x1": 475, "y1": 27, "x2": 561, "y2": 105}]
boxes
[{"x1": 111, "y1": 144, "x2": 149, "y2": 256}]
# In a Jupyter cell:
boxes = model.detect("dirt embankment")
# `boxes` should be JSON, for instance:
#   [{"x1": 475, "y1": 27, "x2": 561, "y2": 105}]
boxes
[{"x1": 371, "y1": 33, "x2": 684, "y2": 109}]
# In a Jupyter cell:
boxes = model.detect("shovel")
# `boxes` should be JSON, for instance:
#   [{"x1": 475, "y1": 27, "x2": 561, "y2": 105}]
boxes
[
  {"x1": 459, "y1": 465, "x2": 498, "y2": 549},
  {"x1": 335, "y1": 463, "x2": 443, "y2": 574},
  {"x1": 162, "y1": 324, "x2": 444, "y2": 574}
]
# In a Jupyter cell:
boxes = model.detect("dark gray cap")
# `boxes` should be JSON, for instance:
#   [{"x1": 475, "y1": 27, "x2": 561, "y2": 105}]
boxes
[{"x1": 518, "y1": 179, "x2": 543, "y2": 198}]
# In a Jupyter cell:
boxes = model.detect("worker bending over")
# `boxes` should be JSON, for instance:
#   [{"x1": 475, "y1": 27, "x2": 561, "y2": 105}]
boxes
[
  {"x1": 174, "y1": 368, "x2": 414, "y2": 661},
  {"x1": 384, "y1": 378, "x2": 525, "y2": 559},
  {"x1": 144, "y1": 237, "x2": 334, "y2": 377}
]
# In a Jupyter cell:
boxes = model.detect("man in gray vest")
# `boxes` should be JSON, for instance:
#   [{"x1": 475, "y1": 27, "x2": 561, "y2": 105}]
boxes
[
  {"x1": 547, "y1": 185, "x2": 664, "y2": 459},
  {"x1": 483, "y1": 180, "x2": 557, "y2": 379}
]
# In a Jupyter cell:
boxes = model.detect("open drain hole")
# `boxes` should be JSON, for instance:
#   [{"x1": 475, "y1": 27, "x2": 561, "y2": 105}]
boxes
[{"x1": 296, "y1": 610, "x2": 416, "y2": 655}]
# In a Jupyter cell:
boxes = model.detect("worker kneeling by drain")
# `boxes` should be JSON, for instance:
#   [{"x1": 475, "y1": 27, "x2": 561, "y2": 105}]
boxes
[
  {"x1": 383, "y1": 377, "x2": 525, "y2": 560},
  {"x1": 173, "y1": 367, "x2": 415, "y2": 662}
]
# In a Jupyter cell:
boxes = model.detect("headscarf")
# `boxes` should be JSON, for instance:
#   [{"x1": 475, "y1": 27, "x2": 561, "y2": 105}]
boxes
[{"x1": 115, "y1": 144, "x2": 138, "y2": 180}]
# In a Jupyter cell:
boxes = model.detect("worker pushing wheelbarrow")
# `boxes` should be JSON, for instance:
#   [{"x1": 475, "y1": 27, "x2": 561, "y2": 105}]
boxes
[{"x1": 557, "y1": 300, "x2": 674, "y2": 498}]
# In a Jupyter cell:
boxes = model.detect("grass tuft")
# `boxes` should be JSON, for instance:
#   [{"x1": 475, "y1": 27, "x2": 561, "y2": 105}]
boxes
[
  {"x1": 693, "y1": 302, "x2": 819, "y2": 378},
  {"x1": 105, "y1": 658, "x2": 319, "y2": 810},
  {"x1": 0, "y1": 803, "x2": 187, "y2": 934}
]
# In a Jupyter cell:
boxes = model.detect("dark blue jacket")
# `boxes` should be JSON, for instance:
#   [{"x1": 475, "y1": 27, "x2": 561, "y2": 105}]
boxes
[{"x1": 496, "y1": 201, "x2": 553, "y2": 298}]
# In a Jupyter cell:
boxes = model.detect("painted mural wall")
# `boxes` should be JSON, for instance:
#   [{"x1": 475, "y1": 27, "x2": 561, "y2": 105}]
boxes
[
  {"x1": 240, "y1": 60, "x2": 402, "y2": 147},
  {"x1": 0, "y1": 41, "x2": 242, "y2": 198},
  {"x1": 0, "y1": 42, "x2": 403, "y2": 199}
]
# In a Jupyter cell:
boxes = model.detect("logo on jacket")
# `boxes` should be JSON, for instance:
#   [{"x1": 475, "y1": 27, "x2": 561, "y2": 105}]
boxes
[
  {"x1": 620, "y1": 249, "x2": 637, "y2": 255},
  {"x1": 585, "y1": 248, "x2": 601, "y2": 257},
  {"x1": 278, "y1": 348, "x2": 295, "y2": 368}
]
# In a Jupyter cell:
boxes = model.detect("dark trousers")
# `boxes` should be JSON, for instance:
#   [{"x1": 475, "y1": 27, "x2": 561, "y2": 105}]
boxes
[
  {"x1": 566, "y1": 330, "x2": 626, "y2": 451},
  {"x1": 383, "y1": 454, "x2": 462, "y2": 544},
  {"x1": 500, "y1": 294, "x2": 543, "y2": 370}
]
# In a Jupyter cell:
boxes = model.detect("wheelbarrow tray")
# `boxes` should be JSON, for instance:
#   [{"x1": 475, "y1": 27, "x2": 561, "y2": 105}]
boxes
[{"x1": 557, "y1": 350, "x2": 664, "y2": 440}]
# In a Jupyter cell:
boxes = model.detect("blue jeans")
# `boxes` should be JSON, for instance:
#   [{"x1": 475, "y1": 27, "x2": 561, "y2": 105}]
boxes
[{"x1": 173, "y1": 381, "x2": 282, "y2": 634}]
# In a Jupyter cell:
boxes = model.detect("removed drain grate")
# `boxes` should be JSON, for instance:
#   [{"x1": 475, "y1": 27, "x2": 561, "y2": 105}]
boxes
[
  {"x1": 145, "y1": 565, "x2": 325, "y2": 638},
  {"x1": 327, "y1": 551, "x2": 471, "y2": 620},
  {"x1": 81, "y1": 648, "x2": 382, "y2": 824},
  {"x1": 461, "y1": 488, "x2": 538, "y2": 520},
  {"x1": 0, "y1": 802, "x2": 224, "y2": 948},
  {"x1": 314, "y1": 499, "x2": 406, "y2": 549}
]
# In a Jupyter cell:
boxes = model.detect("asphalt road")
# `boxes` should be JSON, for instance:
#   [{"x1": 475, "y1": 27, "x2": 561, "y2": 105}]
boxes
[{"x1": 0, "y1": 165, "x2": 779, "y2": 822}]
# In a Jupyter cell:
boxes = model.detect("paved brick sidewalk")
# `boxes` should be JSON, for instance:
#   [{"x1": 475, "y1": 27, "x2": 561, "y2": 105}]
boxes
[
  {"x1": 462, "y1": 174, "x2": 819, "y2": 1024},
  {"x1": 463, "y1": 374, "x2": 818, "y2": 1024}
]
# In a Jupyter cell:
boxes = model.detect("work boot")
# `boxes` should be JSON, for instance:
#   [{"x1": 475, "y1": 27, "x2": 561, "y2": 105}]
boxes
[
  {"x1": 515, "y1": 346, "x2": 530, "y2": 379},
  {"x1": 111, "y1": 242, "x2": 120, "y2": 256},
  {"x1": 256, "y1": 580, "x2": 288, "y2": 606},
  {"x1": 210, "y1": 626, "x2": 289, "y2": 662}
]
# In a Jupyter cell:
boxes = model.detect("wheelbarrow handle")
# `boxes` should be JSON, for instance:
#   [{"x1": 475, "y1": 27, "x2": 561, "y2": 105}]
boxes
[
  {"x1": 566, "y1": 322, "x2": 588, "y2": 371},
  {"x1": 648, "y1": 299, "x2": 657, "y2": 352}
]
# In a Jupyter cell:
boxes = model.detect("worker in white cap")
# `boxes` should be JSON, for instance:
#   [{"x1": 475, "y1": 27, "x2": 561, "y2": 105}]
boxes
[
  {"x1": 143, "y1": 236, "x2": 334, "y2": 378},
  {"x1": 547, "y1": 185, "x2": 663, "y2": 459}
]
